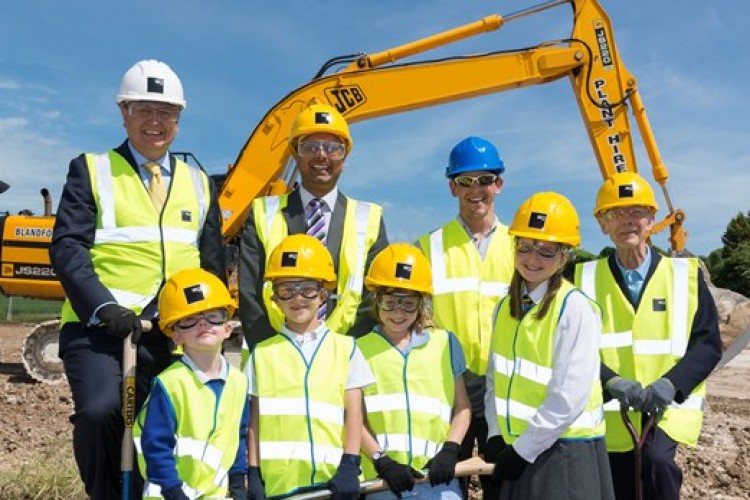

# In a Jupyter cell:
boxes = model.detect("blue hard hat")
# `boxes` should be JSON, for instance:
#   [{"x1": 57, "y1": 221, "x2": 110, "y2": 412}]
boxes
[{"x1": 445, "y1": 136, "x2": 505, "y2": 178}]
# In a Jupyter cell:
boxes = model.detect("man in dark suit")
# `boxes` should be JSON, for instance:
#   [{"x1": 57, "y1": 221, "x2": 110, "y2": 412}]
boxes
[
  {"x1": 239, "y1": 103, "x2": 388, "y2": 351},
  {"x1": 575, "y1": 172, "x2": 721, "y2": 500},
  {"x1": 50, "y1": 59, "x2": 225, "y2": 500}
]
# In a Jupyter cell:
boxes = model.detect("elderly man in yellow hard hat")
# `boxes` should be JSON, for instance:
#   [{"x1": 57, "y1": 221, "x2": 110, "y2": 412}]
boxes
[{"x1": 574, "y1": 172, "x2": 721, "y2": 500}]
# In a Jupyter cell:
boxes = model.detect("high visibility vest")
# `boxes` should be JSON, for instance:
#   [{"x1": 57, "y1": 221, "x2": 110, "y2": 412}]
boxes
[
  {"x1": 491, "y1": 281, "x2": 606, "y2": 443},
  {"x1": 60, "y1": 151, "x2": 209, "y2": 326},
  {"x1": 417, "y1": 219, "x2": 514, "y2": 374},
  {"x1": 575, "y1": 257, "x2": 705, "y2": 451},
  {"x1": 253, "y1": 193, "x2": 382, "y2": 334},
  {"x1": 357, "y1": 329, "x2": 454, "y2": 479},
  {"x1": 133, "y1": 361, "x2": 249, "y2": 499},
  {"x1": 253, "y1": 330, "x2": 354, "y2": 497}
]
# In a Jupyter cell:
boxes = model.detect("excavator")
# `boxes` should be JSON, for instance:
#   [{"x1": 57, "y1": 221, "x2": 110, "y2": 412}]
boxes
[{"x1": 1, "y1": 0, "x2": 689, "y2": 383}]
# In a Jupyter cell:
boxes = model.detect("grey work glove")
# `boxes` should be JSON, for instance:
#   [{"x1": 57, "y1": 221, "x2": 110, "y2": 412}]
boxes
[
  {"x1": 605, "y1": 376, "x2": 643, "y2": 408},
  {"x1": 638, "y1": 377, "x2": 676, "y2": 414},
  {"x1": 98, "y1": 304, "x2": 142, "y2": 343}
]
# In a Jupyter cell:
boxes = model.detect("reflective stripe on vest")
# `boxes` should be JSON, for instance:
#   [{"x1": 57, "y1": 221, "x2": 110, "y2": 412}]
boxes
[
  {"x1": 357, "y1": 330, "x2": 454, "y2": 479},
  {"x1": 417, "y1": 219, "x2": 514, "y2": 374},
  {"x1": 254, "y1": 193, "x2": 382, "y2": 334},
  {"x1": 60, "y1": 151, "x2": 208, "y2": 325},
  {"x1": 575, "y1": 257, "x2": 705, "y2": 450},
  {"x1": 253, "y1": 331, "x2": 354, "y2": 497},
  {"x1": 491, "y1": 282, "x2": 605, "y2": 442},
  {"x1": 133, "y1": 361, "x2": 248, "y2": 499}
]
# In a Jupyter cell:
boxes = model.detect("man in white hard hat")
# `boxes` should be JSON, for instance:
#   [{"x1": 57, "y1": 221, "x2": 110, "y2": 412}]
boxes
[{"x1": 50, "y1": 60, "x2": 225, "y2": 500}]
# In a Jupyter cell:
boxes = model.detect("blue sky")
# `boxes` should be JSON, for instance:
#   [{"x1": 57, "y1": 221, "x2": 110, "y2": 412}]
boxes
[{"x1": 1, "y1": 0, "x2": 747, "y2": 257}]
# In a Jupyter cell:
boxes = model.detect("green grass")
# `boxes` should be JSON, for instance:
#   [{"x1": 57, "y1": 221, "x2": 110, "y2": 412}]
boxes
[
  {"x1": 0, "y1": 438, "x2": 85, "y2": 499},
  {"x1": 0, "y1": 295, "x2": 61, "y2": 323}
]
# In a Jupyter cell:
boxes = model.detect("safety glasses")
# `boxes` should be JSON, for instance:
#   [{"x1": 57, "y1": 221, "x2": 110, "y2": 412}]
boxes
[
  {"x1": 128, "y1": 102, "x2": 180, "y2": 123},
  {"x1": 452, "y1": 174, "x2": 498, "y2": 188},
  {"x1": 600, "y1": 206, "x2": 652, "y2": 221},
  {"x1": 297, "y1": 140, "x2": 347, "y2": 160},
  {"x1": 514, "y1": 240, "x2": 567, "y2": 260},
  {"x1": 273, "y1": 280, "x2": 323, "y2": 301},
  {"x1": 377, "y1": 293, "x2": 421, "y2": 313},
  {"x1": 173, "y1": 309, "x2": 228, "y2": 332}
]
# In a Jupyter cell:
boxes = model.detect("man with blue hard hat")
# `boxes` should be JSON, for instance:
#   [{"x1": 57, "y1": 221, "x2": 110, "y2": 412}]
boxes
[{"x1": 416, "y1": 136, "x2": 514, "y2": 498}]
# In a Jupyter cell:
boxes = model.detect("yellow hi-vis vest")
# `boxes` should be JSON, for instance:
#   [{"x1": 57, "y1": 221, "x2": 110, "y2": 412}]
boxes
[
  {"x1": 575, "y1": 257, "x2": 705, "y2": 451},
  {"x1": 253, "y1": 193, "x2": 382, "y2": 335},
  {"x1": 133, "y1": 361, "x2": 249, "y2": 499},
  {"x1": 417, "y1": 219, "x2": 514, "y2": 375},
  {"x1": 253, "y1": 330, "x2": 355, "y2": 498},
  {"x1": 357, "y1": 329, "x2": 454, "y2": 480},
  {"x1": 491, "y1": 281, "x2": 606, "y2": 443},
  {"x1": 60, "y1": 151, "x2": 209, "y2": 326}
]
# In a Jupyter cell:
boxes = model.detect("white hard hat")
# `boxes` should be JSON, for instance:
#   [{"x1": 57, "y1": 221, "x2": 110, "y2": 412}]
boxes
[{"x1": 116, "y1": 59, "x2": 187, "y2": 109}]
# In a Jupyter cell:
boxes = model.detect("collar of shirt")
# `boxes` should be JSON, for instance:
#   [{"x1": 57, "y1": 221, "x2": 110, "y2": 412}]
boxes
[
  {"x1": 456, "y1": 214, "x2": 498, "y2": 243},
  {"x1": 522, "y1": 280, "x2": 549, "y2": 305},
  {"x1": 373, "y1": 326, "x2": 431, "y2": 352},
  {"x1": 299, "y1": 185, "x2": 338, "y2": 214},
  {"x1": 180, "y1": 353, "x2": 229, "y2": 384},
  {"x1": 615, "y1": 246, "x2": 651, "y2": 282},
  {"x1": 281, "y1": 321, "x2": 329, "y2": 347},
  {"x1": 128, "y1": 143, "x2": 169, "y2": 180}
]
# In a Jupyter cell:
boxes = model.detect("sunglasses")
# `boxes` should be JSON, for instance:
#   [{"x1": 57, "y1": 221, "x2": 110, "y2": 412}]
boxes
[
  {"x1": 173, "y1": 309, "x2": 228, "y2": 332},
  {"x1": 514, "y1": 240, "x2": 567, "y2": 260},
  {"x1": 297, "y1": 140, "x2": 347, "y2": 160},
  {"x1": 273, "y1": 280, "x2": 323, "y2": 301},
  {"x1": 452, "y1": 174, "x2": 498, "y2": 188},
  {"x1": 377, "y1": 293, "x2": 421, "y2": 313}
]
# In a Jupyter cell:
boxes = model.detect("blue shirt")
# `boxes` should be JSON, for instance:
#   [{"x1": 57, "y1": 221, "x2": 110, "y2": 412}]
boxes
[{"x1": 615, "y1": 247, "x2": 651, "y2": 303}]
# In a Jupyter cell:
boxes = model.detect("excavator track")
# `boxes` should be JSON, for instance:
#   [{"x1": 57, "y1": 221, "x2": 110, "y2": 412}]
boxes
[{"x1": 21, "y1": 319, "x2": 66, "y2": 384}]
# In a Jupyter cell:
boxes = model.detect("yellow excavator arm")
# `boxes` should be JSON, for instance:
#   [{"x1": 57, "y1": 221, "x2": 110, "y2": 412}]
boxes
[{"x1": 218, "y1": 0, "x2": 687, "y2": 251}]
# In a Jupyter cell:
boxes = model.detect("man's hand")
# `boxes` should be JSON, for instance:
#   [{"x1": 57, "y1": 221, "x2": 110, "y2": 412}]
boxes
[
  {"x1": 374, "y1": 454, "x2": 424, "y2": 495},
  {"x1": 638, "y1": 378, "x2": 676, "y2": 414},
  {"x1": 490, "y1": 445, "x2": 529, "y2": 486},
  {"x1": 605, "y1": 376, "x2": 643, "y2": 408},
  {"x1": 98, "y1": 304, "x2": 142, "y2": 342},
  {"x1": 328, "y1": 453, "x2": 361, "y2": 500},
  {"x1": 427, "y1": 441, "x2": 460, "y2": 486}
]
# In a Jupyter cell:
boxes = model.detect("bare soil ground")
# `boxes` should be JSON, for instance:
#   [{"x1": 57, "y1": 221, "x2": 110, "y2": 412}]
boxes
[{"x1": 1, "y1": 323, "x2": 748, "y2": 499}]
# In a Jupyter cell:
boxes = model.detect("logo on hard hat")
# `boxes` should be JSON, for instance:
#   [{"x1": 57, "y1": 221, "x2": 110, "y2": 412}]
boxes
[
  {"x1": 395, "y1": 263, "x2": 413, "y2": 280},
  {"x1": 147, "y1": 77, "x2": 165, "y2": 94},
  {"x1": 314, "y1": 112, "x2": 332, "y2": 124},
  {"x1": 529, "y1": 212, "x2": 547, "y2": 229},
  {"x1": 183, "y1": 284, "x2": 205, "y2": 304},
  {"x1": 618, "y1": 184, "x2": 634, "y2": 198},
  {"x1": 281, "y1": 251, "x2": 299, "y2": 267}
]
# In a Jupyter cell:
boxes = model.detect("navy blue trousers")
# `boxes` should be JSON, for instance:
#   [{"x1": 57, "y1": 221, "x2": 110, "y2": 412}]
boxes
[
  {"x1": 60, "y1": 322, "x2": 171, "y2": 500},
  {"x1": 609, "y1": 424, "x2": 682, "y2": 500}
]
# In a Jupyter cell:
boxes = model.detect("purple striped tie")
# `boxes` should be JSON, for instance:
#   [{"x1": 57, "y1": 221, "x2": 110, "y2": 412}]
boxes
[
  {"x1": 306, "y1": 199, "x2": 327, "y2": 244},
  {"x1": 306, "y1": 198, "x2": 327, "y2": 319}
]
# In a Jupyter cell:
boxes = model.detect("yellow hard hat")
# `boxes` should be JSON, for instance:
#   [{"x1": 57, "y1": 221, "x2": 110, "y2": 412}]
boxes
[
  {"x1": 510, "y1": 192, "x2": 581, "y2": 247},
  {"x1": 265, "y1": 234, "x2": 336, "y2": 288},
  {"x1": 594, "y1": 172, "x2": 658, "y2": 216},
  {"x1": 289, "y1": 103, "x2": 352, "y2": 155},
  {"x1": 365, "y1": 243, "x2": 433, "y2": 294},
  {"x1": 158, "y1": 268, "x2": 234, "y2": 335}
]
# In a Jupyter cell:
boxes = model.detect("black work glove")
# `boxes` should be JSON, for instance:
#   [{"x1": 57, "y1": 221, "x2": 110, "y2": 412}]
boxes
[
  {"x1": 328, "y1": 453, "x2": 361, "y2": 500},
  {"x1": 247, "y1": 466, "x2": 265, "y2": 500},
  {"x1": 483, "y1": 435, "x2": 506, "y2": 464},
  {"x1": 374, "y1": 454, "x2": 424, "y2": 495},
  {"x1": 98, "y1": 304, "x2": 142, "y2": 342},
  {"x1": 161, "y1": 485, "x2": 190, "y2": 500},
  {"x1": 605, "y1": 376, "x2": 643, "y2": 408},
  {"x1": 427, "y1": 441, "x2": 460, "y2": 486},
  {"x1": 228, "y1": 471, "x2": 249, "y2": 500},
  {"x1": 490, "y1": 445, "x2": 529, "y2": 486},
  {"x1": 637, "y1": 377, "x2": 676, "y2": 415}
]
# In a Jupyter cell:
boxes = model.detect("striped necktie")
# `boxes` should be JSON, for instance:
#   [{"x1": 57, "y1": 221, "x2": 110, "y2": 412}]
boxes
[
  {"x1": 144, "y1": 162, "x2": 167, "y2": 211},
  {"x1": 306, "y1": 198, "x2": 327, "y2": 244},
  {"x1": 522, "y1": 294, "x2": 534, "y2": 315}
]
